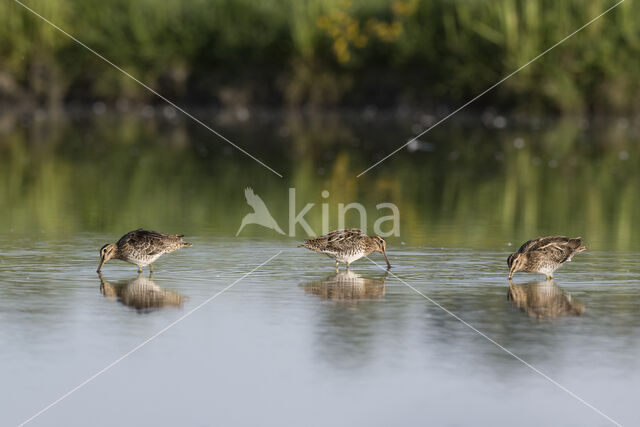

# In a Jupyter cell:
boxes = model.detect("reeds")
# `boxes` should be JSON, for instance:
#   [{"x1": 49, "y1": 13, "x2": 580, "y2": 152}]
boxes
[{"x1": 0, "y1": 0, "x2": 637, "y2": 111}]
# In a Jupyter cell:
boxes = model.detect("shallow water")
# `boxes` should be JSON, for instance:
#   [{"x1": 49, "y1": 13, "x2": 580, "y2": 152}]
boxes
[
  {"x1": 1, "y1": 113, "x2": 640, "y2": 426},
  {"x1": 1, "y1": 235, "x2": 639, "y2": 426}
]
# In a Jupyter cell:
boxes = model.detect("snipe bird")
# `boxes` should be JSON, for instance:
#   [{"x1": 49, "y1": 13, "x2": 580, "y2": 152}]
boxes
[
  {"x1": 97, "y1": 229, "x2": 192, "y2": 273},
  {"x1": 507, "y1": 236, "x2": 586, "y2": 280},
  {"x1": 298, "y1": 228, "x2": 391, "y2": 271}
]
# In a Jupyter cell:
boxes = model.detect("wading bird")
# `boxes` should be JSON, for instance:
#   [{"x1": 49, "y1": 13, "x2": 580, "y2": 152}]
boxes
[
  {"x1": 507, "y1": 236, "x2": 586, "y2": 280},
  {"x1": 299, "y1": 228, "x2": 391, "y2": 271},
  {"x1": 97, "y1": 229, "x2": 192, "y2": 273}
]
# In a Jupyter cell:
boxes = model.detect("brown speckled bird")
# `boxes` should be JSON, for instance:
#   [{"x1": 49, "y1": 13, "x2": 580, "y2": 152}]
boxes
[
  {"x1": 97, "y1": 229, "x2": 192, "y2": 273},
  {"x1": 298, "y1": 228, "x2": 391, "y2": 271},
  {"x1": 507, "y1": 236, "x2": 586, "y2": 280}
]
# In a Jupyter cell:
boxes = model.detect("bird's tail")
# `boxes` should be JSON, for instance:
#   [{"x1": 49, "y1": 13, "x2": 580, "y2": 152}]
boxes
[
  {"x1": 566, "y1": 240, "x2": 586, "y2": 262},
  {"x1": 176, "y1": 234, "x2": 192, "y2": 247},
  {"x1": 173, "y1": 234, "x2": 192, "y2": 246},
  {"x1": 568, "y1": 237, "x2": 586, "y2": 251},
  {"x1": 570, "y1": 237, "x2": 587, "y2": 252}
]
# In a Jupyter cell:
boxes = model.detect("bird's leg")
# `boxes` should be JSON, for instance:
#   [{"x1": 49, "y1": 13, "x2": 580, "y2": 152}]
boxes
[
  {"x1": 138, "y1": 266, "x2": 142, "y2": 274},
  {"x1": 549, "y1": 274, "x2": 554, "y2": 280},
  {"x1": 335, "y1": 261, "x2": 339, "y2": 273},
  {"x1": 150, "y1": 264, "x2": 154, "y2": 273},
  {"x1": 346, "y1": 262, "x2": 350, "y2": 271}
]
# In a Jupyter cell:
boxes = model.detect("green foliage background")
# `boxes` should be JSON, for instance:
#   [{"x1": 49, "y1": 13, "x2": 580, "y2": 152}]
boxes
[{"x1": 0, "y1": 0, "x2": 637, "y2": 112}]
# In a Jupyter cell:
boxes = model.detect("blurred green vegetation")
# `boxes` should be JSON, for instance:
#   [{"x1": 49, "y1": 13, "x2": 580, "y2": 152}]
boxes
[
  {"x1": 0, "y1": 0, "x2": 637, "y2": 112},
  {"x1": 0, "y1": 113, "x2": 638, "y2": 250}
]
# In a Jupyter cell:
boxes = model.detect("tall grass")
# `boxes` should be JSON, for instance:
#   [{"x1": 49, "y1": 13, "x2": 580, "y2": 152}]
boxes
[{"x1": 0, "y1": 0, "x2": 637, "y2": 112}]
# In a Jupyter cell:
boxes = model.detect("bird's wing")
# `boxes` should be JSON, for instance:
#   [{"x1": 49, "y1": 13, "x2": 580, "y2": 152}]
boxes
[
  {"x1": 523, "y1": 236, "x2": 583, "y2": 263},
  {"x1": 118, "y1": 229, "x2": 172, "y2": 255},
  {"x1": 326, "y1": 228, "x2": 365, "y2": 244},
  {"x1": 517, "y1": 236, "x2": 570, "y2": 253},
  {"x1": 303, "y1": 228, "x2": 365, "y2": 251}
]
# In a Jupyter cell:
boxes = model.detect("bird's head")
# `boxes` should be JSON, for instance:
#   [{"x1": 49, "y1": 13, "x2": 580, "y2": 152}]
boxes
[
  {"x1": 97, "y1": 243, "x2": 117, "y2": 272},
  {"x1": 507, "y1": 252, "x2": 526, "y2": 278},
  {"x1": 372, "y1": 236, "x2": 391, "y2": 269}
]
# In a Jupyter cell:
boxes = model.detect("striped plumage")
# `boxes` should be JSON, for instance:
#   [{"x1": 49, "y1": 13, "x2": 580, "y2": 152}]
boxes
[
  {"x1": 298, "y1": 228, "x2": 390, "y2": 271},
  {"x1": 507, "y1": 236, "x2": 587, "y2": 280},
  {"x1": 97, "y1": 229, "x2": 192, "y2": 273}
]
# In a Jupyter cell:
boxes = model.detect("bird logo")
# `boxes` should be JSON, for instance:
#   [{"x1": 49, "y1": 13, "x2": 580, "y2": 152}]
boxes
[{"x1": 236, "y1": 187, "x2": 285, "y2": 236}]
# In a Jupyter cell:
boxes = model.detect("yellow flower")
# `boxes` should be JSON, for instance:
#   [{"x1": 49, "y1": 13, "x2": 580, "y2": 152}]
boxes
[
  {"x1": 347, "y1": 22, "x2": 359, "y2": 40},
  {"x1": 333, "y1": 37, "x2": 350, "y2": 63},
  {"x1": 392, "y1": 0, "x2": 417, "y2": 17},
  {"x1": 354, "y1": 35, "x2": 368, "y2": 48},
  {"x1": 391, "y1": 21, "x2": 403, "y2": 38},
  {"x1": 316, "y1": 16, "x2": 330, "y2": 29}
]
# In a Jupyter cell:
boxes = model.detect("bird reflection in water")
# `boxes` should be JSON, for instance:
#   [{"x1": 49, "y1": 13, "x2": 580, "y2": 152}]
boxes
[
  {"x1": 99, "y1": 273, "x2": 184, "y2": 312},
  {"x1": 508, "y1": 280, "x2": 584, "y2": 318},
  {"x1": 302, "y1": 270, "x2": 387, "y2": 302}
]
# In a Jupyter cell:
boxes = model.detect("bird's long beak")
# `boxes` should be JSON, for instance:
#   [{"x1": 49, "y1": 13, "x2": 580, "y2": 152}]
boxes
[
  {"x1": 382, "y1": 249, "x2": 391, "y2": 269},
  {"x1": 508, "y1": 266, "x2": 515, "y2": 279},
  {"x1": 97, "y1": 257, "x2": 106, "y2": 273}
]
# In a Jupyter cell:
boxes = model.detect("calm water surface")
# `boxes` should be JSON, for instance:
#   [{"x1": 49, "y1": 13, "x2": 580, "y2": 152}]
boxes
[
  {"x1": 1, "y1": 113, "x2": 639, "y2": 426},
  {"x1": 1, "y1": 236, "x2": 639, "y2": 426}
]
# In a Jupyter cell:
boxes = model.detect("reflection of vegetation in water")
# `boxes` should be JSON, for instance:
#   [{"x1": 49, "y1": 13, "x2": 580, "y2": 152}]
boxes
[{"x1": 1, "y1": 115, "x2": 638, "y2": 250}]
